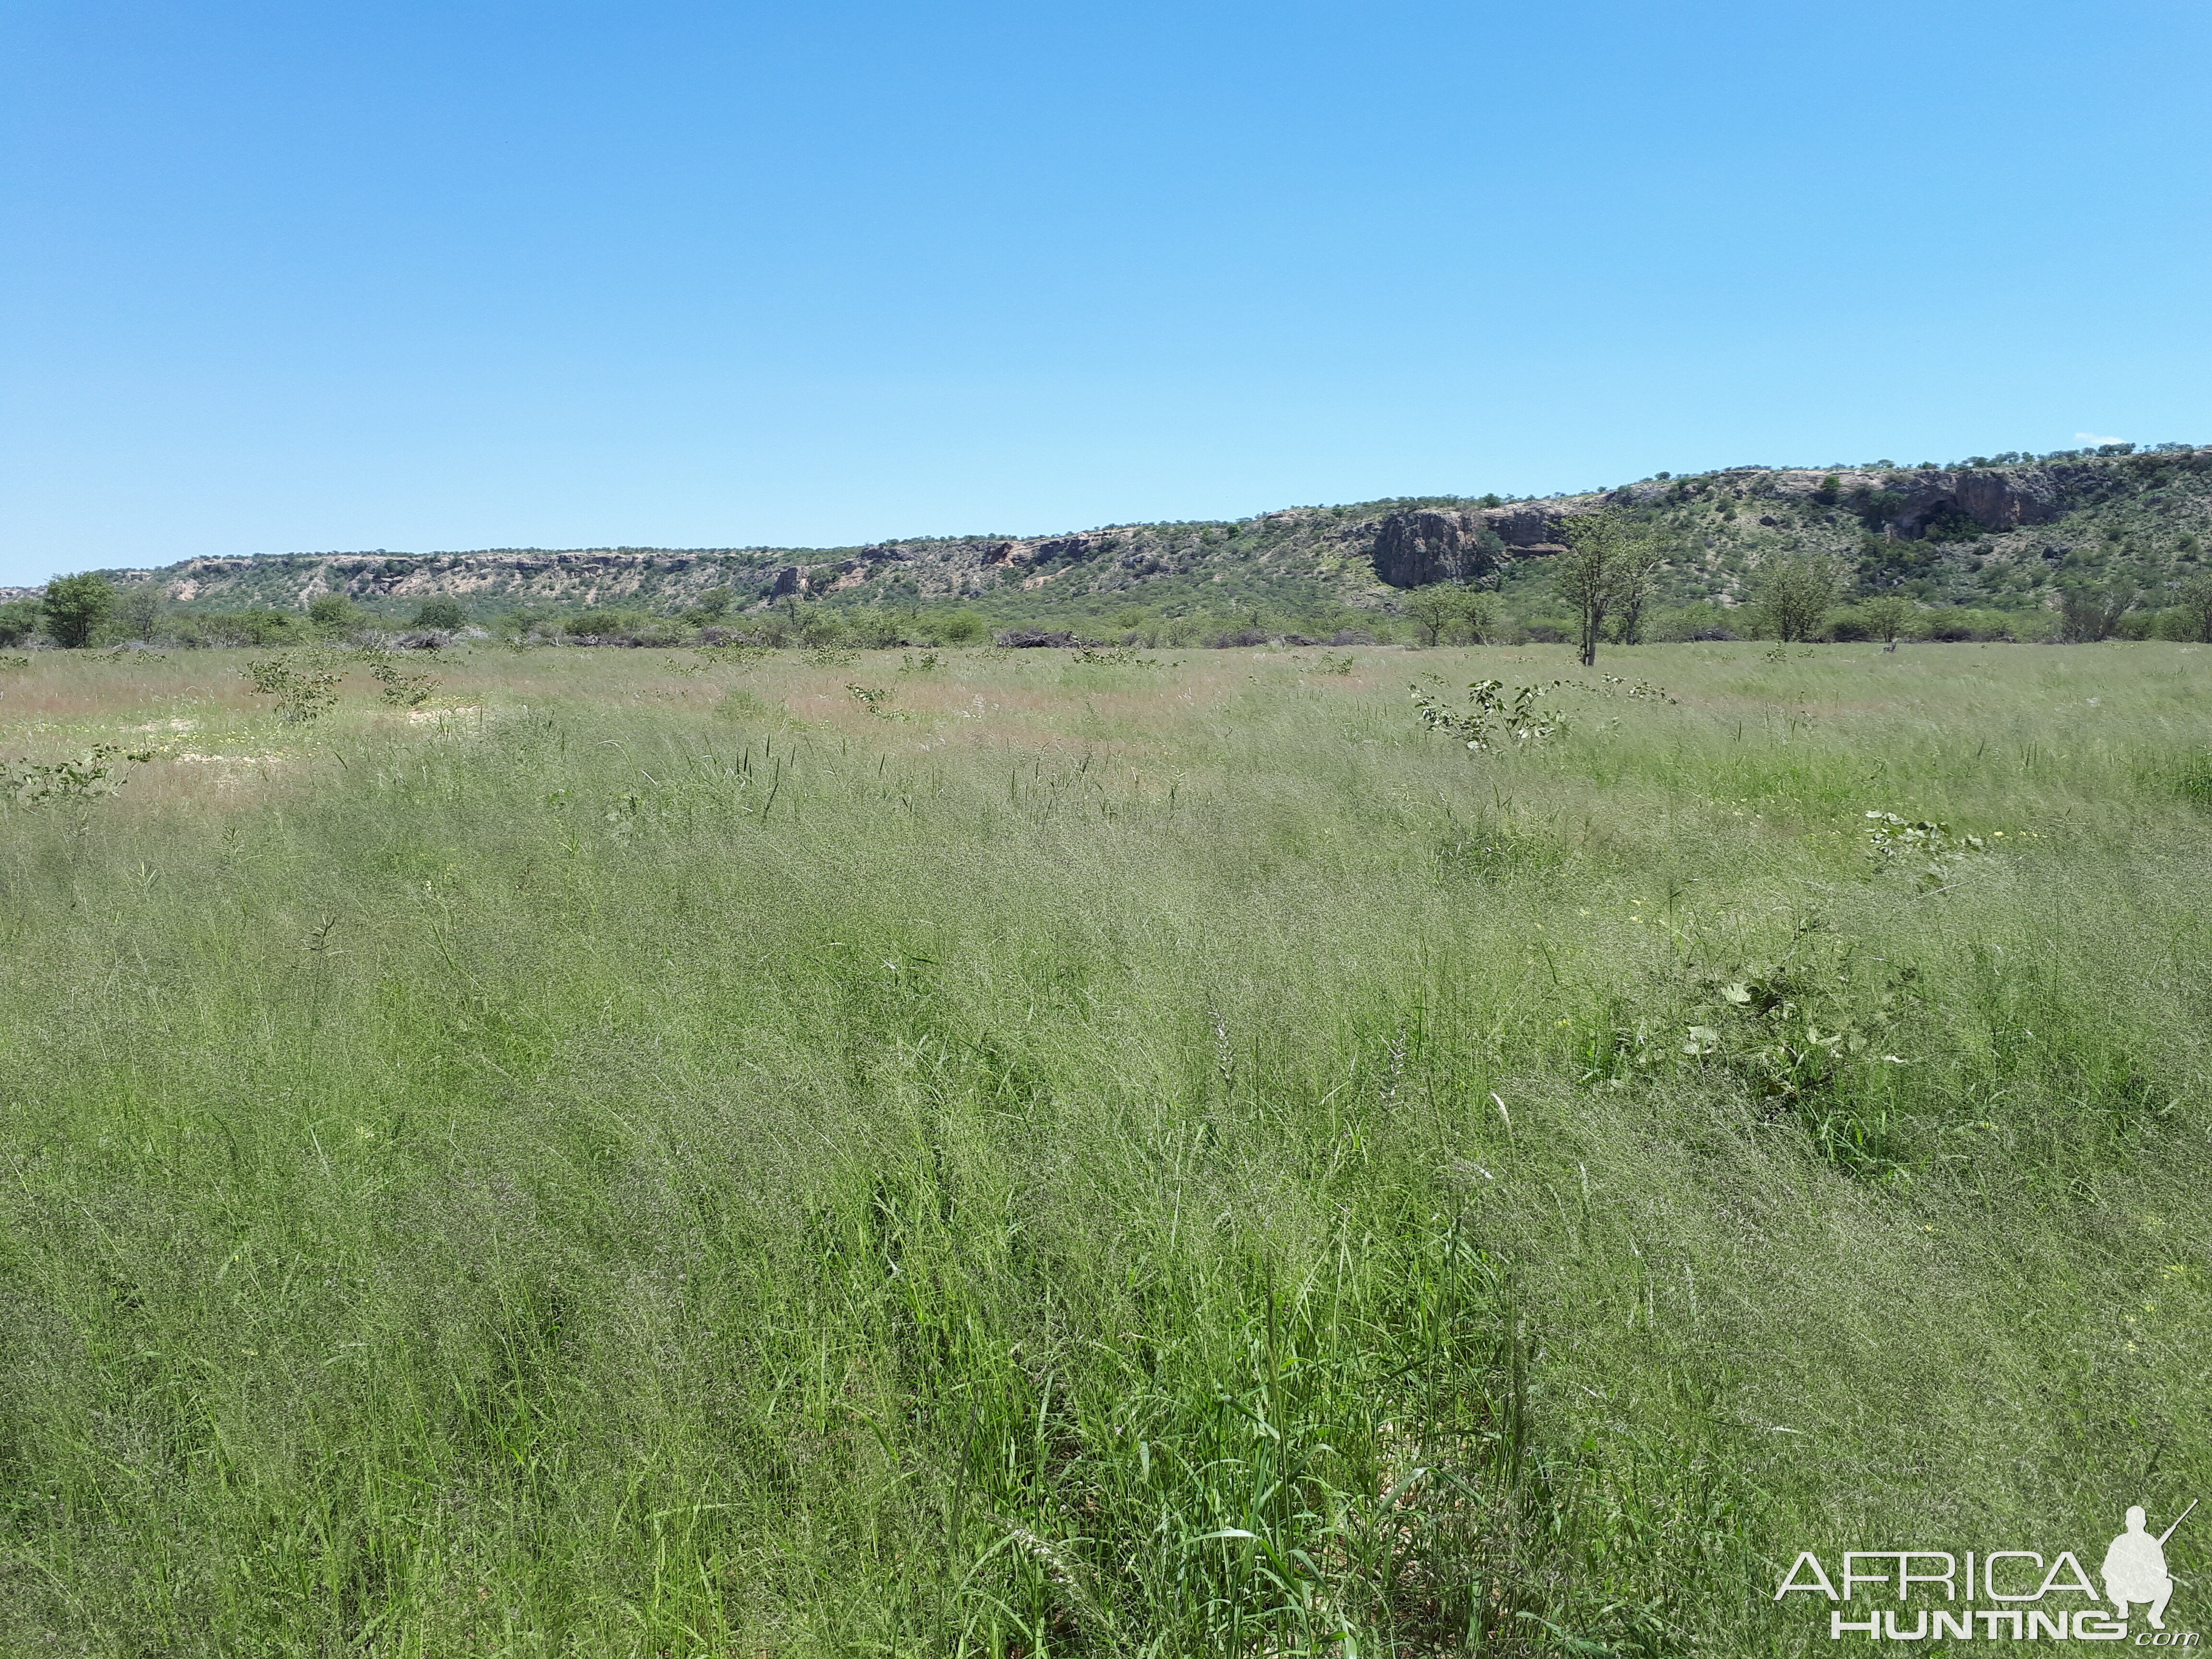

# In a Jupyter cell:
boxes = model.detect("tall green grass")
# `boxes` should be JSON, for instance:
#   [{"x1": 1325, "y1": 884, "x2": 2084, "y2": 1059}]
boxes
[{"x1": 2, "y1": 640, "x2": 2209, "y2": 1654}]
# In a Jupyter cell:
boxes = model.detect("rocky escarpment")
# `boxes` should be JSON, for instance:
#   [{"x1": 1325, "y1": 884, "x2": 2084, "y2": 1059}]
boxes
[
  {"x1": 49, "y1": 444, "x2": 2206, "y2": 618},
  {"x1": 1360, "y1": 460, "x2": 2169, "y2": 588}
]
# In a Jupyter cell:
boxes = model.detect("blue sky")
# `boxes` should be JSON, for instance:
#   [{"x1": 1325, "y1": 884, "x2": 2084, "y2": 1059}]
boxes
[{"x1": 2, "y1": 0, "x2": 2207, "y2": 584}]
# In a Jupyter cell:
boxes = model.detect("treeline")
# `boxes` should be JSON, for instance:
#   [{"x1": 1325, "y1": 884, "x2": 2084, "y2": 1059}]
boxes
[{"x1": 11, "y1": 564, "x2": 2209, "y2": 657}]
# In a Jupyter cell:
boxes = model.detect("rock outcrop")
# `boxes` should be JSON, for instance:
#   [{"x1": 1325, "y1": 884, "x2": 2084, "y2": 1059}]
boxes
[
  {"x1": 1370, "y1": 505, "x2": 1584, "y2": 588},
  {"x1": 1371, "y1": 512, "x2": 1500, "y2": 588},
  {"x1": 1878, "y1": 469, "x2": 2064, "y2": 539}
]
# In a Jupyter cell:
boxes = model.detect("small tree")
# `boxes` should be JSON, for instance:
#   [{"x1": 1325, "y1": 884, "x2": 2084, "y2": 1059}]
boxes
[
  {"x1": 309, "y1": 594, "x2": 364, "y2": 637},
  {"x1": 242, "y1": 653, "x2": 345, "y2": 723},
  {"x1": 1609, "y1": 539, "x2": 1666, "y2": 645},
  {"x1": 115, "y1": 585, "x2": 166, "y2": 642},
  {"x1": 1458, "y1": 589, "x2": 1503, "y2": 644},
  {"x1": 1403, "y1": 588, "x2": 1460, "y2": 648},
  {"x1": 2058, "y1": 581, "x2": 2135, "y2": 643},
  {"x1": 2173, "y1": 571, "x2": 2212, "y2": 643},
  {"x1": 1754, "y1": 552, "x2": 1842, "y2": 642},
  {"x1": 1861, "y1": 594, "x2": 1912, "y2": 649},
  {"x1": 41, "y1": 573, "x2": 115, "y2": 649},
  {"x1": 412, "y1": 597, "x2": 467, "y2": 631},
  {"x1": 1555, "y1": 512, "x2": 1627, "y2": 667}
]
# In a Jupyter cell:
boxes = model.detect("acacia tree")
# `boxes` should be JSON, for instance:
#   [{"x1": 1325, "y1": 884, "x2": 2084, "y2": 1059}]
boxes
[
  {"x1": 2058, "y1": 580, "x2": 2135, "y2": 643},
  {"x1": 1458, "y1": 589, "x2": 1503, "y2": 644},
  {"x1": 1403, "y1": 589, "x2": 1460, "y2": 647},
  {"x1": 40, "y1": 573, "x2": 115, "y2": 649},
  {"x1": 1862, "y1": 593, "x2": 1912, "y2": 649},
  {"x1": 1405, "y1": 586, "x2": 1506, "y2": 647},
  {"x1": 1754, "y1": 552, "x2": 1843, "y2": 643},
  {"x1": 1555, "y1": 511, "x2": 1631, "y2": 666},
  {"x1": 1609, "y1": 538, "x2": 1667, "y2": 645}
]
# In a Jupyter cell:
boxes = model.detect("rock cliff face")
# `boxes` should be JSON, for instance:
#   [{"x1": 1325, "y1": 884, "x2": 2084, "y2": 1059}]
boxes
[
  {"x1": 1880, "y1": 469, "x2": 2064, "y2": 538},
  {"x1": 1370, "y1": 504, "x2": 1585, "y2": 588},
  {"x1": 1371, "y1": 512, "x2": 1489, "y2": 587}
]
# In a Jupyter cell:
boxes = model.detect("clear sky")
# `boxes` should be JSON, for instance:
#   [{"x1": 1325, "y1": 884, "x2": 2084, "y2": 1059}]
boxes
[{"x1": 3, "y1": 1, "x2": 2207, "y2": 584}]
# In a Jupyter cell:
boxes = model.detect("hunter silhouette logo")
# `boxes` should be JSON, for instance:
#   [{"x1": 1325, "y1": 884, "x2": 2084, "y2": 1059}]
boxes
[
  {"x1": 1777, "y1": 1502, "x2": 2199, "y2": 1643},
  {"x1": 2107, "y1": 1503, "x2": 2195, "y2": 1631}
]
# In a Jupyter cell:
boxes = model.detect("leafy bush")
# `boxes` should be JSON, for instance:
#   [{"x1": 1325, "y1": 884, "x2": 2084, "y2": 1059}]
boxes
[
  {"x1": 3, "y1": 744, "x2": 150, "y2": 805},
  {"x1": 309, "y1": 594, "x2": 365, "y2": 637},
  {"x1": 2057, "y1": 582, "x2": 2135, "y2": 642},
  {"x1": 359, "y1": 650, "x2": 439, "y2": 707},
  {"x1": 0, "y1": 598, "x2": 39, "y2": 648},
  {"x1": 847, "y1": 611, "x2": 906, "y2": 650},
  {"x1": 238, "y1": 609, "x2": 299, "y2": 646},
  {"x1": 411, "y1": 598, "x2": 468, "y2": 631},
  {"x1": 682, "y1": 588, "x2": 735, "y2": 624},
  {"x1": 1412, "y1": 678, "x2": 1560, "y2": 751},
  {"x1": 39, "y1": 573, "x2": 114, "y2": 649},
  {"x1": 241, "y1": 652, "x2": 344, "y2": 722},
  {"x1": 1650, "y1": 602, "x2": 1737, "y2": 642},
  {"x1": 563, "y1": 609, "x2": 651, "y2": 640},
  {"x1": 1830, "y1": 596, "x2": 1914, "y2": 645},
  {"x1": 1751, "y1": 552, "x2": 1842, "y2": 642}
]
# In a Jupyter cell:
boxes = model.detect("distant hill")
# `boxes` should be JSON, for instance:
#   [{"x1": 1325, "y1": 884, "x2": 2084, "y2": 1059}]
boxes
[{"x1": 44, "y1": 442, "x2": 2212, "y2": 637}]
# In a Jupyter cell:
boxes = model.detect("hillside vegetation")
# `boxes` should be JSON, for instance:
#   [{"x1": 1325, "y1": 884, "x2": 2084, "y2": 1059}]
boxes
[
  {"x1": 11, "y1": 442, "x2": 2208, "y2": 649},
  {"x1": 2, "y1": 638, "x2": 2209, "y2": 1653}
]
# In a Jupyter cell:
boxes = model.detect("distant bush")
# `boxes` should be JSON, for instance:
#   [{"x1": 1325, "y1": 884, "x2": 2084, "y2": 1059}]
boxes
[
  {"x1": 2057, "y1": 583, "x2": 2135, "y2": 643},
  {"x1": 309, "y1": 594, "x2": 365, "y2": 637},
  {"x1": 0, "y1": 598, "x2": 39, "y2": 648},
  {"x1": 563, "y1": 609, "x2": 652, "y2": 640},
  {"x1": 794, "y1": 610, "x2": 848, "y2": 649},
  {"x1": 1649, "y1": 602, "x2": 1737, "y2": 642},
  {"x1": 411, "y1": 598, "x2": 467, "y2": 631},
  {"x1": 682, "y1": 588, "x2": 735, "y2": 624},
  {"x1": 239, "y1": 609, "x2": 299, "y2": 646},
  {"x1": 935, "y1": 612, "x2": 985, "y2": 645},
  {"x1": 1828, "y1": 610, "x2": 1874, "y2": 642},
  {"x1": 847, "y1": 611, "x2": 906, "y2": 650}
]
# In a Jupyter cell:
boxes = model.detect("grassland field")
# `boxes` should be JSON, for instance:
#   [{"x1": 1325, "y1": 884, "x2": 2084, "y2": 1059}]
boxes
[{"x1": 3, "y1": 637, "x2": 2211, "y2": 1657}]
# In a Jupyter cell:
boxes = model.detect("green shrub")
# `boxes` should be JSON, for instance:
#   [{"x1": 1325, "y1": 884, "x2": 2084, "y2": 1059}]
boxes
[
  {"x1": 1751, "y1": 552, "x2": 1842, "y2": 642},
  {"x1": 239, "y1": 609, "x2": 299, "y2": 646},
  {"x1": 240, "y1": 651, "x2": 344, "y2": 722},
  {"x1": 114, "y1": 585, "x2": 166, "y2": 642},
  {"x1": 411, "y1": 598, "x2": 468, "y2": 631},
  {"x1": 563, "y1": 609, "x2": 650, "y2": 639},
  {"x1": 1650, "y1": 602, "x2": 1737, "y2": 641},
  {"x1": 847, "y1": 611, "x2": 906, "y2": 650},
  {"x1": 0, "y1": 598, "x2": 39, "y2": 648},
  {"x1": 309, "y1": 594, "x2": 365, "y2": 637},
  {"x1": 39, "y1": 573, "x2": 114, "y2": 649}
]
